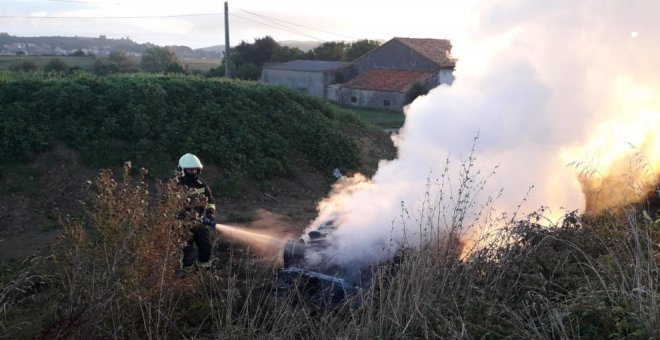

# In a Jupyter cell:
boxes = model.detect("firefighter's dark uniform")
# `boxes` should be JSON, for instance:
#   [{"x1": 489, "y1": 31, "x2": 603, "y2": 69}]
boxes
[{"x1": 177, "y1": 174, "x2": 216, "y2": 269}]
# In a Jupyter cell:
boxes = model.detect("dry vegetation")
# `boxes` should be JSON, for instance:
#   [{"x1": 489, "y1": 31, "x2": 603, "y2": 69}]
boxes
[{"x1": 1, "y1": 157, "x2": 658, "y2": 339}]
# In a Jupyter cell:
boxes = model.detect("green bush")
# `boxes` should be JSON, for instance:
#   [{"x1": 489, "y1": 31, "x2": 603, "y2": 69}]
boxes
[
  {"x1": 8, "y1": 59, "x2": 39, "y2": 72},
  {"x1": 0, "y1": 72, "x2": 360, "y2": 179},
  {"x1": 43, "y1": 58, "x2": 68, "y2": 73}
]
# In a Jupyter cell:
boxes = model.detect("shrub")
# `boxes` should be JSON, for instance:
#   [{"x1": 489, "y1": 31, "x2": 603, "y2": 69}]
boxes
[
  {"x1": 42, "y1": 164, "x2": 186, "y2": 338},
  {"x1": 8, "y1": 59, "x2": 39, "y2": 72},
  {"x1": 43, "y1": 58, "x2": 69, "y2": 73},
  {"x1": 0, "y1": 72, "x2": 360, "y2": 179}
]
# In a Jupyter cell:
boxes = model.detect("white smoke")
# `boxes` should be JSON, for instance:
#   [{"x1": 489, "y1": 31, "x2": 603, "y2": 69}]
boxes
[{"x1": 308, "y1": 0, "x2": 660, "y2": 268}]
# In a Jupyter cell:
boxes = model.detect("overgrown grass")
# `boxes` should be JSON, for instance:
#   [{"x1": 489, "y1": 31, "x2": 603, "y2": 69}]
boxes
[
  {"x1": 1, "y1": 159, "x2": 658, "y2": 338},
  {"x1": 336, "y1": 105, "x2": 405, "y2": 130}
]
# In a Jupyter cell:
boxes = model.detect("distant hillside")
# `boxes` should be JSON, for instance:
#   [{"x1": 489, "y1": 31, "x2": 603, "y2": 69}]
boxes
[
  {"x1": 0, "y1": 33, "x2": 222, "y2": 58},
  {"x1": 277, "y1": 40, "x2": 321, "y2": 52},
  {"x1": 0, "y1": 33, "x2": 333, "y2": 59},
  {"x1": 196, "y1": 45, "x2": 225, "y2": 53},
  {"x1": 197, "y1": 40, "x2": 320, "y2": 54}
]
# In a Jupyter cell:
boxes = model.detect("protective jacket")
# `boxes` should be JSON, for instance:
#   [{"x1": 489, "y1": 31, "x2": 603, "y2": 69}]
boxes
[
  {"x1": 177, "y1": 173, "x2": 216, "y2": 269},
  {"x1": 177, "y1": 175, "x2": 216, "y2": 219}
]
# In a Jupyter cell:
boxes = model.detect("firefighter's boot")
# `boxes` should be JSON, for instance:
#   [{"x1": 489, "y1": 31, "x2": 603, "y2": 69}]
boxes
[{"x1": 196, "y1": 259, "x2": 215, "y2": 272}]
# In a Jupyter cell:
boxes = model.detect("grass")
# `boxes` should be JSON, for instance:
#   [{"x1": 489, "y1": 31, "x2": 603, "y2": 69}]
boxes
[
  {"x1": 0, "y1": 55, "x2": 222, "y2": 73},
  {"x1": 180, "y1": 58, "x2": 223, "y2": 72},
  {"x1": 0, "y1": 55, "x2": 96, "y2": 70},
  {"x1": 1, "y1": 151, "x2": 657, "y2": 338},
  {"x1": 338, "y1": 105, "x2": 405, "y2": 129}
]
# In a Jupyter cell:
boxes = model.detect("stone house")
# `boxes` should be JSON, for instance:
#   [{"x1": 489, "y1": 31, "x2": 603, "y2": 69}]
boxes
[
  {"x1": 260, "y1": 37, "x2": 455, "y2": 111},
  {"x1": 260, "y1": 60, "x2": 354, "y2": 98}
]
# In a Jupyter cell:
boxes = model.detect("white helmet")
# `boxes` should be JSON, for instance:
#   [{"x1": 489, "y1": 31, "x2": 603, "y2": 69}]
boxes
[{"x1": 178, "y1": 153, "x2": 203, "y2": 170}]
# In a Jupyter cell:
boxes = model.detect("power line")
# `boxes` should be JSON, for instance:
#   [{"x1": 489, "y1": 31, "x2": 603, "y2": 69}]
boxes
[
  {"x1": 237, "y1": 8, "x2": 358, "y2": 41},
  {"x1": 235, "y1": 9, "x2": 326, "y2": 41},
  {"x1": 0, "y1": 7, "x2": 359, "y2": 42},
  {"x1": 229, "y1": 12, "x2": 324, "y2": 42}
]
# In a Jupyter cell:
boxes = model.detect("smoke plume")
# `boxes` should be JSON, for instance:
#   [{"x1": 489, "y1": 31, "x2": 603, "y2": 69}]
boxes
[{"x1": 307, "y1": 0, "x2": 660, "y2": 268}]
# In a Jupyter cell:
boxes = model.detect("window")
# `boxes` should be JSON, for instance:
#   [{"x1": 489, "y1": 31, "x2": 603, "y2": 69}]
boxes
[
  {"x1": 350, "y1": 96, "x2": 357, "y2": 103},
  {"x1": 383, "y1": 99, "x2": 391, "y2": 107}
]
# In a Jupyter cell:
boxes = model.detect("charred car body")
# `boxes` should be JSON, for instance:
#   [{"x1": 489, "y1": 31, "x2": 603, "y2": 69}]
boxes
[{"x1": 277, "y1": 219, "x2": 367, "y2": 306}]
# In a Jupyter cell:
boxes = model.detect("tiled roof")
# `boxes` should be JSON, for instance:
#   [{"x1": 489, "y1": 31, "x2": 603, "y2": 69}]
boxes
[
  {"x1": 263, "y1": 60, "x2": 352, "y2": 71},
  {"x1": 341, "y1": 69, "x2": 433, "y2": 92},
  {"x1": 393, "y1": 37, "x2": 455, "y2": 68}
]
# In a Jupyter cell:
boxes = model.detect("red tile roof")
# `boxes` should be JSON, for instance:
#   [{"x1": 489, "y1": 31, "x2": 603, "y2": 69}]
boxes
[
  {"x1": 393, "y1": 37, "x2": 455, "y2": 67},
  {"x1": 342, "y1": 69, "x2": 433, "y2": 92}
]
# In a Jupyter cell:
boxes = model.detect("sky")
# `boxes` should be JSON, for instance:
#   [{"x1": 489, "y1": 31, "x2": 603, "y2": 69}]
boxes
[{"x1": 1, "y1": 0, "x2": 480, "y2": 48}]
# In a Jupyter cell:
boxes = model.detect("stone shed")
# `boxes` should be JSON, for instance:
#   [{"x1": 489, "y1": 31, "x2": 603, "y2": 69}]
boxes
[{"x1": 261, "y1": 60, "x2": 355, "y2": 98}]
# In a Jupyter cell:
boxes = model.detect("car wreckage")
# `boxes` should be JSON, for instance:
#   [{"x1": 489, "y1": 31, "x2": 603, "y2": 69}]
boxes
[{"x1": 277, "y1": 218, "x2": 369, "y2": 306}]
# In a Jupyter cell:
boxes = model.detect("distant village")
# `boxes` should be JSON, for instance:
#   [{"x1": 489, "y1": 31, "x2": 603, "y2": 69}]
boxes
[
  {"x1": 0, "y1": 42, "x2": 137, "y2": 57},
  {"x1": 0, "y1": 33, "x2": 222, "y2": 58}
]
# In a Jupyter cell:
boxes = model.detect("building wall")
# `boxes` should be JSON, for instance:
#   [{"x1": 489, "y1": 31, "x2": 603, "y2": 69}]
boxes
[
  {"x1": 261, "y1": 65, "x2": 355, "y2": 98},
  {"x1": 334, "y1": 88, "x2": 407, "y2": 111},
  {"x1": 261, "y1": 69, "x2": 326, "y2": 97},
  {"x1": 437, "y1": 69, "x2": 455, "y2": 86},
  {"x1": 261, "y1": 39, "x2": 454, "y2": 108},
  {"x1": 354, "y1": 40, "x2": 440, "y2": 74},
  {"x1": 332, "y1": 66, "x2": 357, "y2": 84},
  {"x1": 327, "y1": 84, "x2": 341, "y2": 102}
]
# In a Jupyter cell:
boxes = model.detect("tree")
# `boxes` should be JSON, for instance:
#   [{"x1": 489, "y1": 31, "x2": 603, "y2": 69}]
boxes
[
  {"x1": 94, "y1": 51, "x2": 136, "y2": 75},
  {"x1": 308, "y1": 41, "x2": 347, "y2": 61},
  {"x1": 44, "y1": 58, "x2": 68, "y2": 73},
  {"x1": 140, "y1": 46, "x2": 181, "y2": 73},
  {"x1": 93, "y1": 59, "x2": 117, "y2": 75},
  {"x1": 206, "y1": 66, "x2": 225, "y2": 78},
  {"x1": 108, "y1": 50, "x2": 134, "y2": 71},
  {"x1": 251, "y1": 36, "x2": 278, "y2": 66},
  {"x1": 233, "y1": 36, "x2": 278, "y2": 67},
  {"x1": 346, "y1": 39, "x2": 380, "y2": 61},
  {"x1": 71, "y1": 49, "x2": 86, "y2": 57},
  {"x1": 235, "y1": 63, "x2": 261, "y2": 81},
  {"x1": 227, "y1": 36, "x2": 280, "y2": 80},
  {"x1": 270, "y1": 45, "x2": 306, "y2": 63},
  {"x1": 8, "y1": 59, "x2": 39, "y2": 72},
  {"x1": 406, "y1": 82, "x2": 429, "y2": 104}
]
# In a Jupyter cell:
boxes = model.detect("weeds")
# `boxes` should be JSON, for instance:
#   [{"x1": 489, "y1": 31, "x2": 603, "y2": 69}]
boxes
[{"x1": 1, "y1": 158, "x2": 658, "y2": 338}]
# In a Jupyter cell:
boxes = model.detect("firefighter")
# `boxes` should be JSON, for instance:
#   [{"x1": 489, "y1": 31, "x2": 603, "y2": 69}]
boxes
[{"x1": 176, "y1": 153, "x2": 217, "y2": 273}]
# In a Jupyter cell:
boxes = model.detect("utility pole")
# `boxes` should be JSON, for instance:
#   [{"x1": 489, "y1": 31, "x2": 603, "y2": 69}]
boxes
[{"x1": 224, "y1": 1, "x2": 231, "y2": 78}]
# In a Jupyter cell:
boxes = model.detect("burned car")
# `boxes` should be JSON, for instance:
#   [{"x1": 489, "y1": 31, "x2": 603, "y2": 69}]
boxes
[{"x1": 277, "y1": 219, "x2": 365, "y2": 306}]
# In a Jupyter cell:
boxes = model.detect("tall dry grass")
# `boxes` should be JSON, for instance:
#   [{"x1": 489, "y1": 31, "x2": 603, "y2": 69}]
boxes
[{"x1": 1, "y1": 157, "x2": 658, "y2": 339}]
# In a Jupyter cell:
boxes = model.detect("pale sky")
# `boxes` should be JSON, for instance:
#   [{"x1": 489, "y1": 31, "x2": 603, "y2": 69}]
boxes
[{"x1": 1, "y1": 0, "x2": 480, "y2": 48}]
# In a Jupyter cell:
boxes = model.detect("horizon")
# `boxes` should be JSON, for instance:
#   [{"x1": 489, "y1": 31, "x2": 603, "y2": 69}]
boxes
[
  {"x1": 0, "y1": 32, "x2": 329, "y2": 51},
  {"x1": 1, "y1": 0, "x2": 478, "y2": 49}
]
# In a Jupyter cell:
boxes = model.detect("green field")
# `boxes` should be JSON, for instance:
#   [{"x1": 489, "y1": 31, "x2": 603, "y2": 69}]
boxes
[
  {"x1": 0, "y1": 55, "x2": 97, "y2": 70},
  {"x1": 0, "y1": 55, "x2": 222, "y2": 72},
  {"x1": 180, "y1": 57, "x2": 222, "y2": 72},
  {"x1": 340, "y1": 105, "x2": 405, "y2": 129}
]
